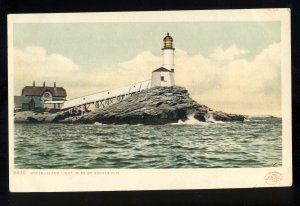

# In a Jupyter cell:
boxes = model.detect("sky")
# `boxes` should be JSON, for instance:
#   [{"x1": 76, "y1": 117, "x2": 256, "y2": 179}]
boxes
[{"x1": 13, "y1": 22, "x2": 281, "y2": 116}]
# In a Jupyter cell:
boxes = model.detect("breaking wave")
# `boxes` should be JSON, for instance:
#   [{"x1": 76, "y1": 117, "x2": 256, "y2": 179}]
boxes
[{"x1": 170, "y1": 114, "x2": 224, "y2": 125}]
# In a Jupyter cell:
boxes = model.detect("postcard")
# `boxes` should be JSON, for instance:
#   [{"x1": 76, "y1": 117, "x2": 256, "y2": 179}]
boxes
[{"x1": 8, "y1": 9, "x2": 292, "y2": 192}]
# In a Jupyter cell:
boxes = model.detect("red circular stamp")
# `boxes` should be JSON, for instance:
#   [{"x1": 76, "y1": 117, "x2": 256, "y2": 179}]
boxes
[{"x1": 264, "y1": 171, "x2": 283, "y2": 185}]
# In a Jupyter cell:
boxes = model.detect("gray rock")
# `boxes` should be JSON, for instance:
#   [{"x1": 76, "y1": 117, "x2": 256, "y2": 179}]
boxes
[
  {"x1": 207, "y1": 111, "x2": 245, "y2": 122},
  {"x1": 14, "y1": 111, "x2": 47, "y2": 123},
  {"x1": 14, "y1": 109, "x2": 81, "y2": 123},
  {"x1": 76, "y1": 86, "x2": 245, "y2": 124}
]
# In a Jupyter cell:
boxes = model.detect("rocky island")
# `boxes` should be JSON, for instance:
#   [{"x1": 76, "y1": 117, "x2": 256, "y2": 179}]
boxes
[{"x1": 14, "y1": 86, "x2": 245, "y2": 124}]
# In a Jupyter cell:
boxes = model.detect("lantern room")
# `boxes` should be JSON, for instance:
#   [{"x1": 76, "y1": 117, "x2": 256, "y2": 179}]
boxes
[{"x1": 163, "y1": 33, "x2": 174, "y2": 49}]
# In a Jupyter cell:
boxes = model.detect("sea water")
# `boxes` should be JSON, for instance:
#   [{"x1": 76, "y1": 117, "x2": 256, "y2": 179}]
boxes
[{"x1": 14, "y1": 116, "x2": 282, "y2": 169}]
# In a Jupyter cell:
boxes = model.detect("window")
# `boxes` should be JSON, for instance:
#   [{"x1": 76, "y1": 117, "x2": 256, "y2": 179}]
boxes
[
  {"x1": 165, "y1": 40, "x2": 172, "y2": 48},
  {"x1": 166, "y1": 41, "x2": 172, "y2": 47},
  {"x1": 161, "y1": 76, "x2": 165, "y2": 81},
  {"x1": 43, "y1": 92, "x2": 52, "y2": 99}
]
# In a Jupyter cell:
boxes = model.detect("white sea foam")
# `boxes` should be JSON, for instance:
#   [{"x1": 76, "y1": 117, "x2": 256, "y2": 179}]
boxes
[
  {"x1": 94, "y1": 122, "x2": 103, "y2": 125},
  {"x1": 205, "y1": 114, "x2": 225, "y2": 124},
  {"x1": 170, "y1": 114, "x2": 219, "y2": 125},
  {"x1": 252, "y1": 119, "x2": 267, "y2": 122},
  {"x1": 185, "y1": 114, "x2": 206, "y2": 125}
]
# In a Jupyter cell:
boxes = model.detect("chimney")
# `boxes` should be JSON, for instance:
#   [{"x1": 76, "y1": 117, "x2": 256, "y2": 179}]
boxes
[
  {"x1": 33, "y1": 81, "x2": 35, "y2": 87},
  {"x1": 43, "y1": 82, "x2": 45, "y2": 87},
  {"x1": 54, "y1": 82, "x2": 56, "y2": 88}
]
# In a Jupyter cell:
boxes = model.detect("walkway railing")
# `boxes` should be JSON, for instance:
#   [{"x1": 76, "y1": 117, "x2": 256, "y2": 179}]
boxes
[{"x1": 61, "y1": 80, "x2": 151, "y2": 111}]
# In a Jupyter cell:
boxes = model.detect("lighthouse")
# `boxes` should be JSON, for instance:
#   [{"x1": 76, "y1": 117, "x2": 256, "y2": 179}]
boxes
[{"x1": 151, "y1": 33, "x2": 175, "y2": 87}]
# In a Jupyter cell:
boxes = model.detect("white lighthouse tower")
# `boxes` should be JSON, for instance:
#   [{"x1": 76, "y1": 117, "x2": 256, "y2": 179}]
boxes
[{"x1": 151, "y1": 33, "x2": 175, "y2": 87}]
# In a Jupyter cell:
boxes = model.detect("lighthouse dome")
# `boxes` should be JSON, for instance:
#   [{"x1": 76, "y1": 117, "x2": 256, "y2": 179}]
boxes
[{"x1": 163, "y1": 33, "x2": 173, "y2": 41}]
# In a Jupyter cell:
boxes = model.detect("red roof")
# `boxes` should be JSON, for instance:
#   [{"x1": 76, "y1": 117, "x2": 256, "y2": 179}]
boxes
[
  {"x1": 22, "y1": 86, "x2": 67, "y2": 97},
  {"x1": 152, "y1": 67, "x2": 171, "y2": 72}
]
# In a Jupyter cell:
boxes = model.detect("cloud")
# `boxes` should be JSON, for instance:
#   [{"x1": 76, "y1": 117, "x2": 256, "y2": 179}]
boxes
[
  {"x1": 178, "y1": 43, "x2": 281, "y2": 116},
  {"x1": 14, "y1": 46, "x2": 79, "y2": 74},
  {"x1": 13, "y1": 43, "x2": 281, "y2": 116},
  {"x1": 210, "y1": 44, "x2": 248, "y2": 61}
]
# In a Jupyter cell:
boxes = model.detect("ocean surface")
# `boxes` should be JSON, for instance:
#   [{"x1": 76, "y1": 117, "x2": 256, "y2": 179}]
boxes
[{"x1": 14, "y1": 116, "x2": 282, "y2": 169}]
